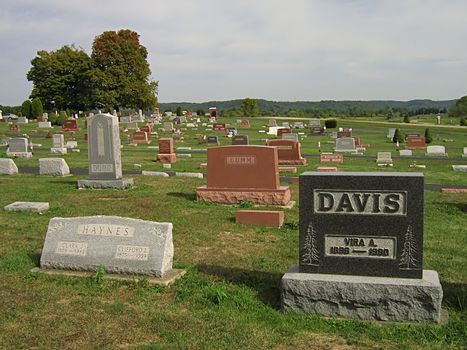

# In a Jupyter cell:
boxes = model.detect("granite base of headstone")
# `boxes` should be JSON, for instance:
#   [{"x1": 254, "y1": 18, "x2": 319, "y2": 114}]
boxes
[
  {"x1": 0, "y1": 158, "x2": 18, "y2": 175},
  {"x1": 39, "y1": 158, "x2": 70, "y2": 176},
  {"x1": 36, "y1": 216, "x2": 185, "y2": 285},
  {"x1": 281, "y1": 266, "x2": 442, "y2": 323},
  {"x1": 280, "y1": 171, "x2": 443, "y2": 323}
]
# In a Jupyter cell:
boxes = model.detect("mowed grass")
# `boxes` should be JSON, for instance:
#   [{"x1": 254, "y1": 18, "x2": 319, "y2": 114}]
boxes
[
  {"x1": 0, "y1": 171, "x2": 466, "y2": 349},
  {"x1": 1, "y1": 115, "x2": 466, "y2": 185}
]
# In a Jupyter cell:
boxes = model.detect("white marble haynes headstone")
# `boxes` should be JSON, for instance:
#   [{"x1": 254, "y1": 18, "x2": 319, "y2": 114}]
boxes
[
  {"x1": 39, "y1": 158, "x2": 70, "y2": 176},
  {"x1": 51, "y1": 134, "x2": 67, "y2": 154},
  {"x1": 40, "y1": 216, "x2": 174, "y2": 277},
  {"x1": 78, "y1": 113, "x2": 133, "y2": 189},
  {"x1": 426, "y1": 145, "x2": 447, "y2": 157},
  {"x1": 0, "y1": 158, "x2": 18, "y2": 175},
  {"x1": 7, "y1": 138, "x2": 32, "y2": 158}
]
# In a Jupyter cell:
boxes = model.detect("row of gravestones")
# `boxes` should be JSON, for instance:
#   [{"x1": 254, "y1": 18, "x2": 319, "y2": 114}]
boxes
[{"x1": 4, "y1": 113, "x2": 445, "y2": 323}]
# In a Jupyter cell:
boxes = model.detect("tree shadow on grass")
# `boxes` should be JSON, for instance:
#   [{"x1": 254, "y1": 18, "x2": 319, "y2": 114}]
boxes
[
  {"x1": 197, "y1": 263, "x2": 283, "y2": 309},
  {"x1": 441, "y1": 281, "x2": 467, "y2": 311},
  {"x1": 166, "y1": 192, "x2": 196, "y2": 201}
]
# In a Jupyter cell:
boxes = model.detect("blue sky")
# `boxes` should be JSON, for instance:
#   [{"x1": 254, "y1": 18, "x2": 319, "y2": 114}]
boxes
[{"x1": 0, "y1": 0, "x2": 466, "y2": 105}]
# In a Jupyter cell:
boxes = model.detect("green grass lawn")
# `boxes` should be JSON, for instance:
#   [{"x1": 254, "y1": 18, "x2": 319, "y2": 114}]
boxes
[{"x1": 0, "y1": 117, "x2": 466, "y2": 349}]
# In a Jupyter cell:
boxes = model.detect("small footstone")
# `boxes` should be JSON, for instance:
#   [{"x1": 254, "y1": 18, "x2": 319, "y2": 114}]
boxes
[{"x1": 4, "y1": 201, "x2": 49, "y2": 213}]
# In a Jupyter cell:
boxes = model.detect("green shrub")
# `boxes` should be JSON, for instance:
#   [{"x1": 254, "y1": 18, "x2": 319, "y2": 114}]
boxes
[
  {"x1": 56, "y1": 111, "x2": 68, "y2": 126},
  {"x1": 403, "y1": 115, "x2": 410, "y2": 123},
  {"x1": 325, "y1": 119, "x2": 337, "y2": 128},
  {"x1": 424, "y1": 128, "x2": 433, "y2": 144},
  {"x1": 461, "y1": 117, "x2": 467, "y2": 126},
  {"x1": 48, "y1": 112, "x2": 58, "y2": 125},
  {"x1": 31, "y1": 97, "x2": 43, "y2": 118},
  {"x1": 392, "y1": 128, "x2": 404, "y2": 143},
  {"x1": 21, "y1": 100, "x2": 32, "y2": 118}
]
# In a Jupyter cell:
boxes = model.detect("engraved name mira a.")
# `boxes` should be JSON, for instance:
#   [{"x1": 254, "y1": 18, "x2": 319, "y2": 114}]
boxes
[{"x1": 313, "y1": 190, "x2": 407, "y2": 215}]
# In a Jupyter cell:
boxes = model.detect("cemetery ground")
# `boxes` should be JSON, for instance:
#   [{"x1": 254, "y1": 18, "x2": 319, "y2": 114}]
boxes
[{"x1": 0, "y1": 117, "x2": 466, "y2": 349}]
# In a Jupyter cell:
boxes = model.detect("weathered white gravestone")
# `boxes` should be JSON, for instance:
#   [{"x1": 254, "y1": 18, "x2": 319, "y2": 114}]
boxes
[
  {"x1": 51, "y1": 134, "x2": 67, "y2": 154},
  {"x1": 17, "y1": 116, "x2": 29, "y2": 124},
  {"x1": 334, "y1": 137, "x2": 356, "y2": 153},
  {"x1": 463, "y1": 147, "x2": 467, "y2": 158},
  {"x1": 399, "y1": 149, "x2": 413, "y2": 156},
  {"x1": 0, "y1": 158, "x2": 18, "y2": 175},
  {"x1": 387, "y1": 128, "x2": 396, "y2": 139},
  {"x1": 38, "y1": 216, "x2": 184, "y2": 284},
  {"x1": 7, "y1": 138, "x2": 32, "y2": 158},
  {"x1": 309, "y1": 119, "x2": 321, "y2": 126},
  {"x1": 77, "y1": 113, "x2": 133, "y2": 189},
  {"x1": 38, "y1": 121, "x2": 52, "y2": 128},
  {"x1": 425, "y1": 145, "x2": 448, "y2": 157},
  {"x1": 376, "y1": 152, "x2": 393, "y2": 165},
  {"x1": 39, "y1": 158, "x2": 70, "y2": 176},
  {"x1": 282, "y1": 133, "x2": 299, "y2": 142}
]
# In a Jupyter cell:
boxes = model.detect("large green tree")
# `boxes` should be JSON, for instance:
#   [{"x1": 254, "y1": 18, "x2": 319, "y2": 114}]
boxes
[
  {"x1": 448, "y1": 95, "x2": 467, "y2": 118},
  {"x1": 27, "y1": 45, "x2": 93, "y2": 111},
  {"x1": 240, "y1": 97, "x2": 259, "y2": 117},
  {"x1": 91, "y1": 29, "x2": 157, "y2": 110}
]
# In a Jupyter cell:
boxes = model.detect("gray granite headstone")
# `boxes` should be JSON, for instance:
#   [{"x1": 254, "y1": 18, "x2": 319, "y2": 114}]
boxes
[
  {"x1": 40, "y1": 216, "x2": 173, "y2": 277},
  {"x1": 463, "y1": 147, "x2": 467, "y2": 158},
  {"x1": 38, "y1": 121, "x2": 52, "y2": 128},
  {"x1": 282, "y1": 133, "x2": 299, "y2": 142},
  {"x1": 299, "y1": 172, "x2": 424, "y2": 279},
  {"x1": 164, "y1": 122, "x2": 174, "y2": 132},
  {"x1": 426, "y1": 145, "x2": 447, "y2": 157},
  {"x1": 39, "y1": 158, "x2": 70, "y2": 176},
  {"x1": 334, "y1": 137, "x2": 356, "y2": 152},
  {"x1": 231, "y1": 135, "x2": 249, "y2": 145},
  {"x1": 51, "y1": 134, "x2": 67, "y2": 154},
  {"x1": 78, "y1": 113, "x2": 133, "y2": 189},
  {"x1": 376, "y1": 152, "x2": 393, "y2": 164},
  {"x1": 7, "y1": 138, "x2": 32, "y2": 158},
  {"x1": 399, "y1": 149, "x2": 412, "y2": 156},
  {"x1": 281, "y1": 171, "x2": 443, "y2": 323},
  {"x1": 309, "y1": 119, "x2": 321, "y2": 126},
  {"x1": 0, "y1": 159, "x2": 18, "y2": 175},
  {"x1": 269, "y1": 119, "x2": 277, "y2": 127},
  {"x1": 17, "y1": 117, "x2": 29, "y2": 124},
  {"x1": 207, "y1": 136, "x2": 220, "y2": 145},
  {"x1": 387, "y1": 128, "x2": 396, "y2": 139}
]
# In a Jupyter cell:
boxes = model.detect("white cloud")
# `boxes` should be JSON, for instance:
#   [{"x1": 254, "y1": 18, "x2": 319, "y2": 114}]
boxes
[{"x1": 0, "y1": 0, "x2": 466, "y2": 105}]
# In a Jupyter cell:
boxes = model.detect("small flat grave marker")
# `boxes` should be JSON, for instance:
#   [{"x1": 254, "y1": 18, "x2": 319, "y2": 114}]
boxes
[{"x1": 5, "y1": 201, "x2": 49, "y2": 213}]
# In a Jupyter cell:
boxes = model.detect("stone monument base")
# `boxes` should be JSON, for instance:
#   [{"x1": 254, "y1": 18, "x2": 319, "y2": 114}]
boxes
[
  {"x1": 31, "y1": 267, "x2": 186, "y2": 287},
  {"x1": 156, "y1": 153, "x2": 177, "y2": 163},
  {"x1": 77, "y1": 178, "x2": 134, "y2": 190},
  {"x1": 50, "y1": 147, "x2": 67, "y2": 154},
  {"x1": 281, "y1": 265, "x2": 443, "y2": 323},
  {"x1": 6, "y1": 151, "x2": 32, "y2": 158},
  {"x1": 278, "y1": 158, "x2": 307, "y2": 165},
  {"x1": 196, "y1": 185, "x2": 291, "y2": 206}
]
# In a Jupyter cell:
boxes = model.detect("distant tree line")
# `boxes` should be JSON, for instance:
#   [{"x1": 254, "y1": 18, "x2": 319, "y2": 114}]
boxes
[{"x1": 26, "y1": 29, "x2": 157, "y2": 114}]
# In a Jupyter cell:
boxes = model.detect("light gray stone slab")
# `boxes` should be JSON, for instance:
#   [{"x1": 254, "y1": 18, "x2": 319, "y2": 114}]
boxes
[
  {"x1": 38, "y1": 121, "x2": 52, "y2": 128},
  {"x1": 399, "y1": 149, "x2": 412, "y2": 156},
  {"x1": 281, "y1": 265, "x2": 443, "y2": 323},
  {"x1": 175, "y1": 172, "x2": 203, "y2": 179},
  {"x1": 39, "y1": 158, "x2": 70, "y2": 176},
  {"x1": 334, "y1": 137, "x2": 356, "y2": 153},
  {"x1": 77, "y1": 178, "x2": 134, "y2": 189},
  {"x1": 50, "y1": 147, "x2": 67, "y2": 154},
  {"x1": 40, "y1": 216, "x2": 174, "y2": 277},
  {"x1": 5, "y1": 201, "x2": 49, "y2": 213},
  {"x1": 452, "y1": 165, "x2": 467, "y2": 171},
  {"x1": 462, "y1": 147, "x2": 467, "y2": 158},
  {"x1": 0, "y1": 158, "x2": 18, "y2": 175},
  {"x1": 376, "y1": 152, "x2": 393, "y2": 163},
  {"x1": 426, "y1": 145, "x2": 447, "y2": 157},
  {"x1": 142, "y1": 171, "x2": 169, "y2": 177}
]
